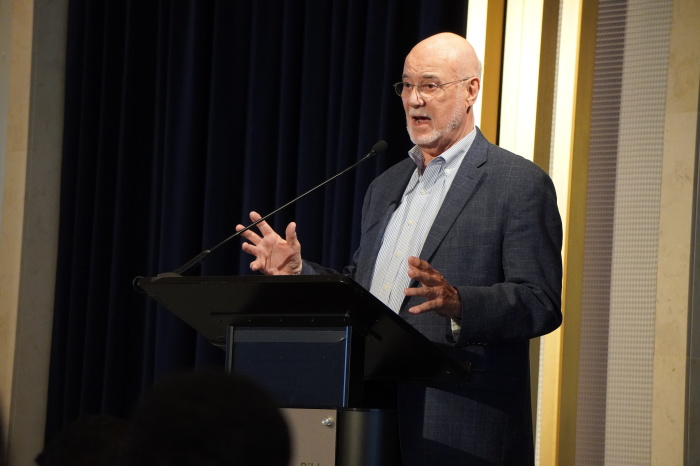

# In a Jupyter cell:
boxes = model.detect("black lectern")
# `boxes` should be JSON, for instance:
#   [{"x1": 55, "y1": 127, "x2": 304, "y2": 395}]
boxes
[{"x1": 137, "y1": 274, "x2": 469, "y2": 465}]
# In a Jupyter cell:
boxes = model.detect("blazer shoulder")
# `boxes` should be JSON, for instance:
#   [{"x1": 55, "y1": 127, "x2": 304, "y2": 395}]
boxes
[{"x1": 482, "y1": 141, "x2": 552, "y2": 180}]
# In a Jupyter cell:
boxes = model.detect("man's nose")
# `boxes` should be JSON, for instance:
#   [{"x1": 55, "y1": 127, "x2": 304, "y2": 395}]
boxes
[{"x1": 406, "y1": 87, "x2": 425, "y2": 106}]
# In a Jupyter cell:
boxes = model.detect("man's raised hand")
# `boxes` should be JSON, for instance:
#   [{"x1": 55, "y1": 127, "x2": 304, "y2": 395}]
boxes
[
  {"x1": 236, "y1": 211, "x2": 302, "y2": 275},
  {"x1": 404, "y1": 256, "x2": 461, "y2": 319}
]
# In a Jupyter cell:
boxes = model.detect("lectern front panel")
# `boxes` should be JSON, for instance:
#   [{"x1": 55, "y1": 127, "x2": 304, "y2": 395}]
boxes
[{"x1": 228, "y1": 327, "x2": 351, "y2": 408}]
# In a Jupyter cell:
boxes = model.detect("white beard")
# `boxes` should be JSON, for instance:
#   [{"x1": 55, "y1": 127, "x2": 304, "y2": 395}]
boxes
[{"x1": 407, "y1": 95, "x2": 464, "y2": 146}]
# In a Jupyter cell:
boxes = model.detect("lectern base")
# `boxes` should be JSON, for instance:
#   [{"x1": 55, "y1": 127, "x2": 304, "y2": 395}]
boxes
[{"x1": 282, "y1": 408, "x2": 399, "y2": 466}]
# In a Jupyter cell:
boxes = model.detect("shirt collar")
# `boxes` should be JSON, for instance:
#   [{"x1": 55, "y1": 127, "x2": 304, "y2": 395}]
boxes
[{"x1": 407, "y1": 127, "x2": 478, "y2": 172}]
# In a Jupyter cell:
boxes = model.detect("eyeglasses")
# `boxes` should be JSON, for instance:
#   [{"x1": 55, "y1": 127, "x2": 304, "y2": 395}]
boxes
[{"x1": 393, "y1": 77, "x2": 473, "y2": 98}]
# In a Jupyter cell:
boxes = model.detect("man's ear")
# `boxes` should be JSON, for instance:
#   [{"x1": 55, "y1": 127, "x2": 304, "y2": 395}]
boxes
[{"x1": 466, "y1": 77, "x2": 480, "y2": 107}]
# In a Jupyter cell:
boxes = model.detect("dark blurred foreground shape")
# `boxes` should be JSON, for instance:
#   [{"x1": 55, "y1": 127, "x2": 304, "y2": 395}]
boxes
[
  {"x1": 35, "y1": 415, "x2": 130, "y2": 466},
  {"x1": 119, "y1": 370, "x2": 291, "y2": 466}
]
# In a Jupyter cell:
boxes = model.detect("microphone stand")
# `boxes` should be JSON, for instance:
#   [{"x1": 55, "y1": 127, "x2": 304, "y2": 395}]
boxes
[{"x1": 165, "y1": 140, "x2": 388, "y2": 277}]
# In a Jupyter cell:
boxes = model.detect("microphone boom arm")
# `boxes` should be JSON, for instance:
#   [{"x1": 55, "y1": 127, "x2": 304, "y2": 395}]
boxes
[{"x1": 169, "y1": 140, "x2": 388, "y2": 276}]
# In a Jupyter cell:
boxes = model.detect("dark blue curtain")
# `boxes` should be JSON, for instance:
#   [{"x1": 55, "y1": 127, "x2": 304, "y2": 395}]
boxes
[{"x1": 45, "y1": 0, "x2": 468, "y2": 440}]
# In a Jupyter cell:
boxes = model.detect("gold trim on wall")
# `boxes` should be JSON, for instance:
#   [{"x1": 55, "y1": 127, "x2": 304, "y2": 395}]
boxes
[{"x1": 467, "y1": 0, "x2": 506, "y2": 145}]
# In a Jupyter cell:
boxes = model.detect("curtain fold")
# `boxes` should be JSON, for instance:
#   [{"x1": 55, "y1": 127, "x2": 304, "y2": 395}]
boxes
[{"x1": 46, "y1": 0, "x2": 468, "y2": 440}]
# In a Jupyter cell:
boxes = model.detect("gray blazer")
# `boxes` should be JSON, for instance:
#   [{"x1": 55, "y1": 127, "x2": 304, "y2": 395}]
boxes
[{"x1": 305, "y1": 128, "x2": 563, "y2": 465}]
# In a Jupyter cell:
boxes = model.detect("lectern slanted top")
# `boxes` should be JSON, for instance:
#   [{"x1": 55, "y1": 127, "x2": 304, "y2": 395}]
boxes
[{"x1": 137, "y1": 274, "x2": 470, "y2": 382}]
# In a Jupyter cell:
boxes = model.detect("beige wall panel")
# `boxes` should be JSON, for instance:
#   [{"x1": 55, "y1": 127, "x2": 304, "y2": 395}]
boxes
[
  {"x1": 1, "y1": 0, "x2": 66, "y2": 464},
  {"x1": 652, "y1": 0, "x2": 700, "y2": 463}
]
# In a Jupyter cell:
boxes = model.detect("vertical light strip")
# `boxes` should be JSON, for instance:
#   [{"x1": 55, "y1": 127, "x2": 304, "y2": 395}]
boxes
[
  {"x1": 498, "y1": 1, "x2": 575, "y2": 464},
  {"x1": 533, "y1": 0, "x2": 564, "y2": 461},
  {"x1": 499, "y1": 0, "x2": 597, "y2": 465},
  {"x1": 539, "y1": 0, "x2": 598, "y2": 463},
  {"x1": 466, "y1": 0, "x2": 488, "y2": 130},
  {"x1": 500, "y1": 0, "x2": 544, "y2": 161},
  {"x1": 535, "y1": 2, "x2": 569, "y2": 460},
  {"x1": 466, "y1": 0, "x2": 505, "y2": 144}
]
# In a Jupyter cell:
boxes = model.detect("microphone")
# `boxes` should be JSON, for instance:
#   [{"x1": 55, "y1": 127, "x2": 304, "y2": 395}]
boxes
[{"x1": 167, "y1": 140, "x2": 388, "y2": 277}]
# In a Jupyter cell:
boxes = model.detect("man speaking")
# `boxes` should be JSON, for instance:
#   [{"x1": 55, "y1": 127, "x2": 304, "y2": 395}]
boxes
[{"x1": 237, "y1": 32, "x2": 562, "y2": 466}]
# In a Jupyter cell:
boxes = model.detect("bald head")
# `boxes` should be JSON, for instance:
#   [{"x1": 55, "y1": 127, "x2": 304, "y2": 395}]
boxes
[
  {"x1": 401, "y1": 33, "x2": 482, "y2": 159},
  {"x1": 406, "y1": 33, "x2": 481, "y2": 81}
]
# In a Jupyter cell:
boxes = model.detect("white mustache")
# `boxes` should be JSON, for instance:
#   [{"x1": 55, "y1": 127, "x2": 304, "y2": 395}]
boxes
[{"x1": 409, "y1": 111, "x2": 432, "y2": 119}]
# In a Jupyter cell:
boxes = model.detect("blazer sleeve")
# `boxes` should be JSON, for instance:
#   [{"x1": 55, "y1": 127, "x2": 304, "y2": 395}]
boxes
[{"x1": 454, "y1": 163, "x2": 563, "y2": 345}]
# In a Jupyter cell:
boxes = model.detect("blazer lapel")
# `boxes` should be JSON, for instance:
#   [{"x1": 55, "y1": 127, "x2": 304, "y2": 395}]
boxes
[{"x1": 418, "y1": 131, "x2": 488, "y2": 264}]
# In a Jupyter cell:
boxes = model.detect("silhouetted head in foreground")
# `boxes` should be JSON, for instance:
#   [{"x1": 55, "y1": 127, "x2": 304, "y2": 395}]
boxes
[
  {"x1": 36, "y1": 415, "x2": 130, "y2": 466},
  {"x1": 120, "y1": 370, "x2": 290, "y2": 466}
]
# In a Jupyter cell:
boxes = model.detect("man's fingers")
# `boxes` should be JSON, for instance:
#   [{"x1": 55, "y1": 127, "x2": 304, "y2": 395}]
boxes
[
  {"x1": 407, "y1": 256, "x2": 430, "y2": 270},
  {"x1": 405, "y1": 285, "x2": 459, "y2": 317},
  {"x1": 408, "y1": 265, "x2": 442, "y2": 287},
  {"x1": 284, "y1": 222, "x2": 298, "y2": 245},
  {"x1": 405, "y1": 290, "x2": 444, "y2": 314},
  {"x1": 408, "y1": 267, "x2": 432, "y2": 284},
  {"x1": 407, "y1": 256, "x2": 438, "y2": 278},
  {"x1": 236, "y1": 224, "x2": 262, "y2": 244},
  {"x1": 404, "y1": 285, "x2": 438, "y2": 299},
  {"x1": 249, "y1": 211, "x2": 276, "y2": 236},
  {"x1": 407, "y1": 300, "x2": 435, "y2": 315},
  {"x1": 238, "y1": 211, "x2": 283, "y2": 245},
  {"x1": 240, "y1": 241, "x2": 257, "y2": 256}
]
